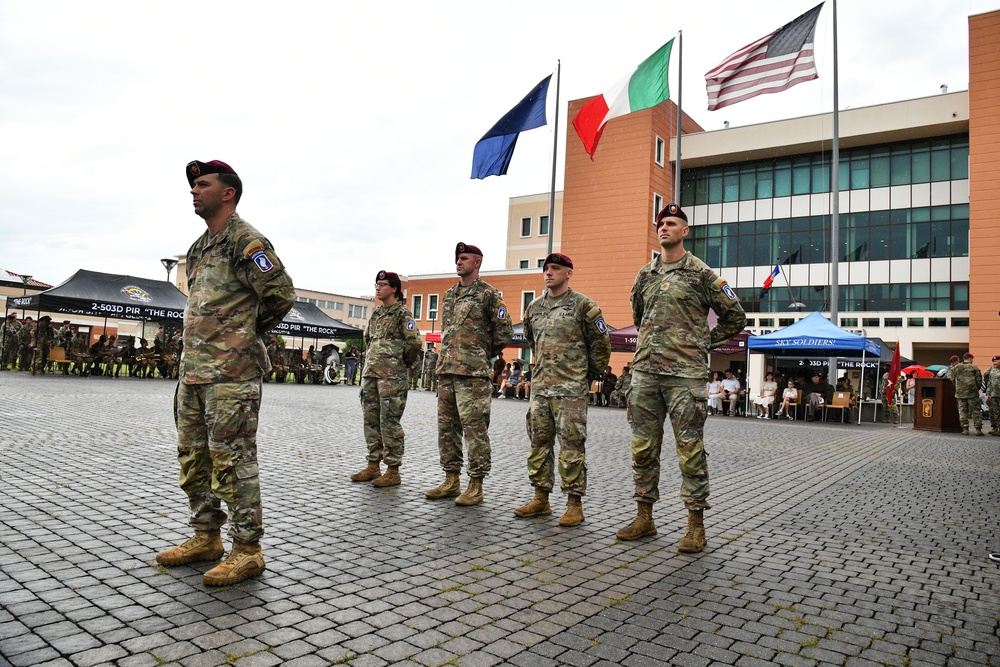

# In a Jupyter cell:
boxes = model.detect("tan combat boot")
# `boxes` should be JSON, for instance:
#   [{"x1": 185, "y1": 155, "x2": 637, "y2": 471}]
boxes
[
  {"x1": 513, "y1": 488, "x2": 550, "y2": 518},
  {"x1": 559, "y1": 494, "x2": 584, "y2": 527},
  {"x1": 677, "y1": 509, "x2": 706, "y2": 553},
  {"x1": 372, "y1": 465, "x2": 401, "y2": 487},
  {"x1": 961, "y1": 428, "x2": 970, "y2": 435},
  {"x1": 203, "y1": 541, "x2": 265, "y2": 586},
  {"x1": 455, "y1": 477, "x2": 483, "y2": 506},
  {"x1": 976, "y1": 428, "x2": 985, "y2": 436},
  {"x1": 155, "y1": 530, "x2": 224, "y2": 566},
  {"x1": 351, "y1": 460, "x2": 381, "y2": 482},
  {"x1": 989, "y1": 428, "x2": 999, "y2": 436},
  {"x1": 425, "y1": 471, "x2": 461, "y2": 499},
  {"x1": 616, "y1": 501, "x2": 656, "y2": 541}
]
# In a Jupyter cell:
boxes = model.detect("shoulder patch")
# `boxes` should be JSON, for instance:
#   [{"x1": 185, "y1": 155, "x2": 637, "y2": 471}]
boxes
[
  {"x1": 406, "y1": 319, "x2": 415, "y2": 331},
  {"x1": 595, "y1": 317, "x2": 608, "y2": 334},
  {"x1": 721, "y1": 282, "x2": 737, "y2": 301},
  {"x1": 586, "y1": 306, "x2": 601, "y2": 320},
  {"x1": 497, "y1": 305, "x2": 508, "y2": 320}
]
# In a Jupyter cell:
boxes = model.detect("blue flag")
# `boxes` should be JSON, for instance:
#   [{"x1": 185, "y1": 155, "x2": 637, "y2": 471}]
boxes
[{"x1": 471, "y1": 75, "x2": 551, "y2": 179}]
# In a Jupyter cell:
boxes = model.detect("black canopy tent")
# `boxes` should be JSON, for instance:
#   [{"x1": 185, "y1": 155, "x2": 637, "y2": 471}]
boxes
[
  {"x1": 269, "y1": 301, "x2": 363, "y2": 341},
  {"x1": 4, "y1": 269, "x2": 187, "y2": 331}
]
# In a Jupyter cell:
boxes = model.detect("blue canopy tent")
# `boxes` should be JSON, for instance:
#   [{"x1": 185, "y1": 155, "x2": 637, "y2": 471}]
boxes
[{"x1": 748, "y1": 312, "x2": 881, "y2": 424}]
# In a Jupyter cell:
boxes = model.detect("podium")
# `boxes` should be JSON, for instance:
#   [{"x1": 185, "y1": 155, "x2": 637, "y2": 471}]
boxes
[{"x1": 912, "y1": 378, "x2": 962, "y2": 433}]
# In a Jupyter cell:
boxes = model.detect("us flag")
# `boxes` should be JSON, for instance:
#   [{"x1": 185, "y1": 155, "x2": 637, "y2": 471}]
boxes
[{"x1": 705, "y1": 3, "x2": 824, "y2": 111}]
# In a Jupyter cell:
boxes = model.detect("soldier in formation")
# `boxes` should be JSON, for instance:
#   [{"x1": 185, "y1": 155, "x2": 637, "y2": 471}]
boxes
[
  {"x1": 426, "y1": 242, "x2": 512, "y2": 506},
  {"x1": 1, "y1": 313, "x2": 21, "y2": 370},
  {"x1": 984, "y1": 355, "x2": 1000, "y2": 436},
  {"x1": 17, "y1": 316, "x2": 34, "y2": 371},
  {"x1": 946, "y1": 352, "x2": 984, "y2": 436},
  {"x1": 30, "y1": 315, "x2": 55, "y2": 375},
  {"x1": 351, "y1": 270, "x2": 421, "y2": 488},
  {"x1": 513, "y1": 252, "x2": 610, "y2": 527},
  {"x1": 156, "y1": 159, "x2": 294, "y2": 587},
  {"x1": 422, "y1": 343, "x2": 438, "y2": 391},
  {"x1": 617, "y1": 203, "x2": 746, "y2": 553}
]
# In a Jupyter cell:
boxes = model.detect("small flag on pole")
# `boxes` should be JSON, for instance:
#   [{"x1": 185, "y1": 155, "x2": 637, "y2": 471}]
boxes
[
  {"x1": 471, "y1": 75, "x2": 551, "y2": 179},
  {"x1": 705, "y1": 3, "x2": 823, "y2": 111},
  {"x1": 886, "y1": 342, "x2": 902, "y2": 406},
  {"x1": 762, "y1": 263, "x2": 781, "y2": 291},
  {"x1": 572, "y1": 38, "x2": 674, "y2": 159}
]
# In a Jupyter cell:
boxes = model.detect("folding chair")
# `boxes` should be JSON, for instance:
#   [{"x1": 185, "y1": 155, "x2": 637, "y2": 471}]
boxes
[
  {"x1": 785, "y1": 390, "x2": 802, "y2": 420},
  {"x1": 823, "y1": 391, "x2": 852, "y2": 423}
]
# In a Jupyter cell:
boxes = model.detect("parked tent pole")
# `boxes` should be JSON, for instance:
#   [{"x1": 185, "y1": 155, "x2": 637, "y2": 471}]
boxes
[{"x1": 858, "y1": 350, "x2": 865, "y2": 425}]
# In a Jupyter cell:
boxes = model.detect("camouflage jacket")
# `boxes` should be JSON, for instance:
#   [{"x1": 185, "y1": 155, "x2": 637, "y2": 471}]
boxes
[
  {"x1": 180, "y1": 212, "x2": 295, "y2": 384},
  {"x1": 523, "y1": 288, "x2": 611, "y2": 398},
  {"x1": 32, "y1": 324, "x2": 55, "y2": 349},
  {"x1": 615, "y1": 372, "x2": 632, "y2": 394},
  {"x1": 363, "y1": 300, "x2": 421, "y2": 379},
  {"x1": 985, "y1": 367, "x2": 1000, "y2": 398},
  {"x1": 436, "y1": 277, "x2": 513, "y2": 378},
  {"x1": 17, "y1": 323, "x2": 34, "y2": 346},
  {"x1": 947, "y1": 361, "x2": 983, "y2": 399},
  {"x1": 423, "y1": 350, "x2": 438, "y2": 374},
  {"x1": 630, "y1": 252, "x2": 746, "y2": 379}
]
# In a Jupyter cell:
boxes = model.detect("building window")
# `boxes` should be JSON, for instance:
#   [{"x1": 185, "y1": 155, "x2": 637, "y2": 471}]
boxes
[
  {"x1": 884, "y1": 318, "x2": 903, "y2": 327},
  {"x1": 840, "y1": 318, "x2": 858, "y2": 328},
  {"x1": 537, "y1": 258, "x2": 545, "y2": 268},
  {"x1": 759, "y1": 318, "x2": 774, "y2": 327},
  {"x1": 522, "y1": 291, "x2": 535, "y2": 318},
  {"x1": 334, "y1": 302, "x2": 344, "y2": 311},
  {"x1": 929, "y1": 317, "x2": 946, "y2": 327},
  {"x1": 778, "y1": 318, "x2": 795, "y2": 327},
  {"x1": 428, "y1": 294, "x2": 439, "y2": 324},
  {"x1": 653, "y1": 193, "x2": 663, "y2": 222},
  {"x1": 951, "y1": 317, "x2": 969, "y2": 327},
  {"x1": 655, "y1": 136, "x2": 665, "y2": 166},
  {"x1": 412, "y1": 295, "x2": 422, "y2": 320},
  {"x1": 863, "y1": 318, "x2": 880, "y2": 328},
  {"x1": 907, "y1": 318, "x2": 924, "y2": 327},
  {"x1": 539, "y1": 215, "x2": 549, "y2": 236},
  {"x1": 521, "y1": 217, "x2": 531, "y2": 237},
  {"x1": 519, "y1": 260, "x2": 529, "y2": 269}
]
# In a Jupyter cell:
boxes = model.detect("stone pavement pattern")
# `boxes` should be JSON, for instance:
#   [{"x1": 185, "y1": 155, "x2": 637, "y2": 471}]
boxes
[{"x1": 0, "y1": 371, "x2": 997, "y2": 667}]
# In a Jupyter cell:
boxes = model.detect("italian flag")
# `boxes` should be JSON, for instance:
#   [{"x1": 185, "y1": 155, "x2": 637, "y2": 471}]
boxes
[{"x1": 572, "y1": 38, "x2": 674, "y2": 159}]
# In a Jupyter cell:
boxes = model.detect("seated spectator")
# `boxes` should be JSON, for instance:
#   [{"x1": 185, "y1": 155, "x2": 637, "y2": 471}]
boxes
[
  {"x1": 610, "y1": 366, "x2": 632, "y2": 408},
  {"x1": 515, "y1": 364, "x2": 532, "y2": 400},
  {"x1": 496, "y1": 363, "x2": 512, "y2": 397},
  {"x1": 721, "y1": 369, "x2": 741, "y2": 416},
  {"x1": 501, "y1": 361, "x2": 522, "y2": 398},
  {"x1": 775, "y1": 379, "x2": 798, "y2": 419},
  {"x1": 707, "y1": 371, "x2": 723, "y2": 415},
  {"x1": 802, "y1": 372, "x2": 830, "y2": 422},
  {"x1": 753, "y1": 372, "x2": 778, "y2": 419},
  {"x1": 600, "y1": 366, "x2": 616, "y2": 407}
]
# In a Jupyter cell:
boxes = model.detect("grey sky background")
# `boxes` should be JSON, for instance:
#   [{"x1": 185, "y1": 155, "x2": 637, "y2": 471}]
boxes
[{"x1": 1, "y1": 1, "x2": 993, "y2": 298}]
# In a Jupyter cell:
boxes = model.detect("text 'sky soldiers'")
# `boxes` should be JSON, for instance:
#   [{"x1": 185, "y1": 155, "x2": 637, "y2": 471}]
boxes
[
  {"x1": 156, "y1": 160, "x2": 294, "y2": 586},
  {"x1": 351, "y1": 270, "x2": 421, "y2": 487},
  {"x1": 426, "y1": 242, "x2": 513, "y2": 506},
  {"x1": 618, "y1": 203, "x2": 746, "y2": 552},
  {"x1": 513, "y1": 252, "x2": 611, "y2": 526}
]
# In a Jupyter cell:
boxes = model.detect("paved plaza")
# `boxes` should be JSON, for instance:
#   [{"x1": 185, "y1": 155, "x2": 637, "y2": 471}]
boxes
[{"x1": 0, "y1": 370, "x2": 998, "y2": 667}]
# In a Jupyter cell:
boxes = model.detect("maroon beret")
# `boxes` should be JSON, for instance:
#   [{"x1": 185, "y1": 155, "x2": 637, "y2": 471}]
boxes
[
  {"x1": 186, "y1": 160, "x2": 238, "y2": 186},
  {"x1": 655, "y1": 202, "x2": 688, "y2": 225},
  {"x1": 376, "y1": 270, "x2": 402, "y2": 290},
  {"x1": 950, "y1": 355, "x2": 960, "y2": 362},
  {"x1": 544, "y1": 252, "x2": 573, "y2": 269},
  {"x1": 455, "y1": 242, "x2": 483, "y2": 259},
  {"x1": 964, "y1": 352, "x2": 974, "y2": 360}
]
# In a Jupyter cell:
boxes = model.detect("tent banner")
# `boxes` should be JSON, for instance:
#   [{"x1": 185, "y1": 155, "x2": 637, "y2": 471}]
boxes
[
  {"x1": 6, "y1": 294, "x2": 184, "y2": 322},
  {"x1": 778, "y1": 357, "x2": 880, "y2": 370}
]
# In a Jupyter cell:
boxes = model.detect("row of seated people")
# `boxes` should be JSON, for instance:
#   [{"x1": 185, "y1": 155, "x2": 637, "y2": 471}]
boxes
[
  {"x1": 39, "y1": 334, "x2": 181, "y2": 379},
  {"x1": 265, "y1": 343, "x2": 339, "y2": 384},
  {"x1": 710, "y1": 369, "x2": 858, "y2": 422}
]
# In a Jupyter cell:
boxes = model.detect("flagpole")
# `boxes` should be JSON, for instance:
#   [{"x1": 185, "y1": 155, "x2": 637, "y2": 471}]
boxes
[
  {"x1": 674, "y1": 30, "x2": 683, "y2": 204},
  {"x1": 828, "y1": 0, "x2": 840, "y2": 375},
  {"x1": 547, "y1": 60, "x2": 561, "y2": 257}
]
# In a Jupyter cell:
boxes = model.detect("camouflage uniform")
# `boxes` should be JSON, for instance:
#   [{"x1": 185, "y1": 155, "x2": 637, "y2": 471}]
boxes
[
  {"x1": 408, "y1": 349, "x2": 423, "y2": 390},
  {"x1": 984, "y1": 366, "x2": 1000, "y2": 430},
  {"x1": 174, "y1": 212, "x2": 294, "y2": 544},
  {"x1": 946, "y1": 361, "x2": 983, "y2": 431},
  {"x1": 17, "y1": 321, "x2": 34, "y2": 370},
  {"x1": 360, "y1": 301, "x2": 421, "y2": 467},
  {"x1": 523, "y1": 288, "x2": 610, "y2": 496},
  {"x1": 610, "y1": 370, "x2": 631, "y2": 408},
  {"x1": 423, "y1": 349, "x2": 438, "y2": 391},
  {"x1": 435, "y1": 278, "x2": 513, "y2": 477},
  {"x1": 1, "y1": 317, "x2": 20, "y2": 369},
  {"x1": 878, "y1": 371, "x2": 898, "y2": 423},
  {"x1": 30, "y1": 320, "x2": 55, "y2": 374},
  {"x1": 628, "y1": 252, "x2": 746, "y2": 509}
]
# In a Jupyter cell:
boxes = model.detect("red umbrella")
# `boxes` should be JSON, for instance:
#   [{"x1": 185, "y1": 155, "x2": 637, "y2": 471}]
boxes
[{"x1": 902, "y1": 364, "x2": 934, "y2": 378}]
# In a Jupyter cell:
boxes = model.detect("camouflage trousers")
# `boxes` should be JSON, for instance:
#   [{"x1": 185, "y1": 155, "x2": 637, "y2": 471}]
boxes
[
  {"x1": 437, "y1": 375, "x2": 492, "y2": 477},
  {"x1": 360, "y1": 376, "x2": 409, "y2": 466},
  {"x1": 30, "y1": 346, "x2": 49, "y2": 374},
  {"x1": 956, "y1": 396, "x2": 982, "y2": 430},
  {"x1": 525, "y1": 395, "x2": 588, "y2": 496},
  {"x1": 409, "y1": 371, "x2": 420, "y2": 391},
  {"x1": 174, "y1": 379, "x2": 263, "y2": 543},
  {"x1": 989, "y1": 396, "x2": 1000, "y2": 427},
  {"x1": 424, "y1": 371, "x2": 437, "y2": 392},
  {"x1": 628, "y1": 371, "x2": 710, "y2": 509},
  {"x1": 880, "y1": 398, "x2": 898, "y2": 423}
]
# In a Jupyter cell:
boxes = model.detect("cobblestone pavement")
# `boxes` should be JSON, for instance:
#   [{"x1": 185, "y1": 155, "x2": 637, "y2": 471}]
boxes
[{"x1": 1, "y1": 371, "x2": 998, "y2": 667}]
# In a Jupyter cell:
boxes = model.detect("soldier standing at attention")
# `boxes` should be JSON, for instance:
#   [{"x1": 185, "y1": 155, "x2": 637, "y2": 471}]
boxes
[
  {"x1": 156, "y1": 160, "x2": 294, "y2": 586},
  {"x1": 423, "y1": 343, "x2": 438, "y2": 391},
  {"x1": 351, "y1": 270, "x2": 421, "y2": 487},
  {"x1": 946, "y1": 352, "x2": 984, "y2": 436},
  {"x1": 426, "y1": 242, "x2": 513, "y2": 506},
  {"x1": 513, "y1": 253, "x2": 610, "y2": 526},
  {"x1": 985, "y1": 355, "x2": 1000, "y2": 436},
  {"x1": 2, "y1": 313, "x2": 22, "y2": 370},
  {"x1": 617, "y1": 203, "x2": 746, "y2": 552}
]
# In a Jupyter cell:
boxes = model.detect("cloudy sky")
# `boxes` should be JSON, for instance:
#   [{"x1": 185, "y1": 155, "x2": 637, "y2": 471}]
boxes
[{"x1": 1, "y1": 1, "x2": 993, "y2": 298}]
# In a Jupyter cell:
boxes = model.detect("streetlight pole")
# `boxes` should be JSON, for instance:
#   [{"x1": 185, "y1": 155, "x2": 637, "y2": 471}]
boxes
[{"x1": 161, "y1": 258, "x2": 179, "y2": 285}]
